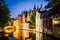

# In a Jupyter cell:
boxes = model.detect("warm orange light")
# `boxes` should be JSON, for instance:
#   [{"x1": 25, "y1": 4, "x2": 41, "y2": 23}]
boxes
[
  {"x1": 52, "y1": 19, "x2": 59, "y2": 25},
  {"x1": 13, "y1": 20, "x2": 20, "y2": 39},
  {"x1": 4, "y1": 26, "x2": 14, "y2": 33}
]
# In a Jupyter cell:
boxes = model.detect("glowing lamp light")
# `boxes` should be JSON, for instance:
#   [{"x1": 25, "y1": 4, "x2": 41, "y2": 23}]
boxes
[{"x1": 53, "y1": 19, "x2": 59, "y2": 25}]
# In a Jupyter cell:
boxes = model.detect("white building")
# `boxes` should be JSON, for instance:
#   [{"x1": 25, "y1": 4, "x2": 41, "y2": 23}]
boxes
[{"x1": 36, "y1": 11, "x2": 43, "y2": 40}]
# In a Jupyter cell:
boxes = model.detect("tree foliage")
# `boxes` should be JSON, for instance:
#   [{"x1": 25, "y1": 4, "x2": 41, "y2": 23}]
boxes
[
  {"x1": 30, "y1": 9, "x2": 36, "y2": 40},
  {"x1": 45, "y1": 0, "x2": 60, "y2": 17},
  {"x1": 30, "y1": 10, "x2": 36, "y2": 25},
  {"x1": 0, "y1": 0, "x2": 10, "y2": 28}
]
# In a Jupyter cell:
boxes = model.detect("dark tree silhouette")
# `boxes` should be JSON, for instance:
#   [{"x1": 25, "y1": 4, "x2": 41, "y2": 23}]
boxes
[
  {"x1": 0, "y1": 0, "x2": 10, "y2": 40},
  {"x1": 0, "y1": 0, "x2": 10, "y2": 28},
  {"x1": 45, "y1": 0, "x2": 60, "y2": 17}
]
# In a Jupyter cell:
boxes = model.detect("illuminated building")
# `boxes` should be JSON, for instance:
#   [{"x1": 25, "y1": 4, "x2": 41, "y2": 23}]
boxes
[
  {"x1": 22, "y1": 23, "x2": 29, "y2": 40},
  {"x1": 5, "y1": 4, "x2": 49, "y2": 40},
  {"x1": 21, "y1": 11, "x2": 29, "y2": 40},
  {"x1": 36, "y1": 4, "x2": 46, "y2": 40},
  {"x1": 13, "y1": 19, "x2": 20, "y2": 40},
  {"x1": 36, "y1": 11, "x2": 43, "y2": 40}
]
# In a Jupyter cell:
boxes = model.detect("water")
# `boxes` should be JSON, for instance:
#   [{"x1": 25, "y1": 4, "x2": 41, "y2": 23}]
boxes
[
  {"x1": 8, "y1": 36, "x2": 16, "y2": 40},
  {"x1": 43, "y1": 33, "x2": 60, "y2": 40}
]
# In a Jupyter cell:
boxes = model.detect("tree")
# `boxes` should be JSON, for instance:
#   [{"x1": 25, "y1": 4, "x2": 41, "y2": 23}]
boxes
[
  {"x1": 0, "y1": 0, "x2": 10, "y2": 28},
  {"x1": 30, "y1": 7, "x2": 36, "y2": 40},
  {"x1": 30, "y1": 10, "x2": 36, "y2": 25},
  {"x1": 45, "y1": 0, "x2": 60, "y2": 17}
]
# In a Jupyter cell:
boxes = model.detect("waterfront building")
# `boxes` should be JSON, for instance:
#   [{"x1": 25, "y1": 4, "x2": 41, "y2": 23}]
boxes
[{"x1": 4, "y1": 4, "x2": 49, "y2": 40}]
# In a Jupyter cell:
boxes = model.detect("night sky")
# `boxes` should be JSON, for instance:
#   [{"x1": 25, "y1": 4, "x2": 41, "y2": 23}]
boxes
[{"x1": 5, "y1": 0, "x2": 48, "y2": 18}]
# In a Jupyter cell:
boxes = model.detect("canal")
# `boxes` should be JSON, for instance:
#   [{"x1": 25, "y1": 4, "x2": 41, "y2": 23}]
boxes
[{"x1": 43, "y1": 33, "x2": 60, "y2": 40}]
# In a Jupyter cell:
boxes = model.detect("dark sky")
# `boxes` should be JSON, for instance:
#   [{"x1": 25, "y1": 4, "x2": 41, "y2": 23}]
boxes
[{"x1": 5, "y1": 0, "x2": 48, "y2": 18}]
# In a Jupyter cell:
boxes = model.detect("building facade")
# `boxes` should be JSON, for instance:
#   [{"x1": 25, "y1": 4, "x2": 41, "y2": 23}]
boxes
[{"x1": 4, "y1": 4, "x2": 48, "y2": 40}]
